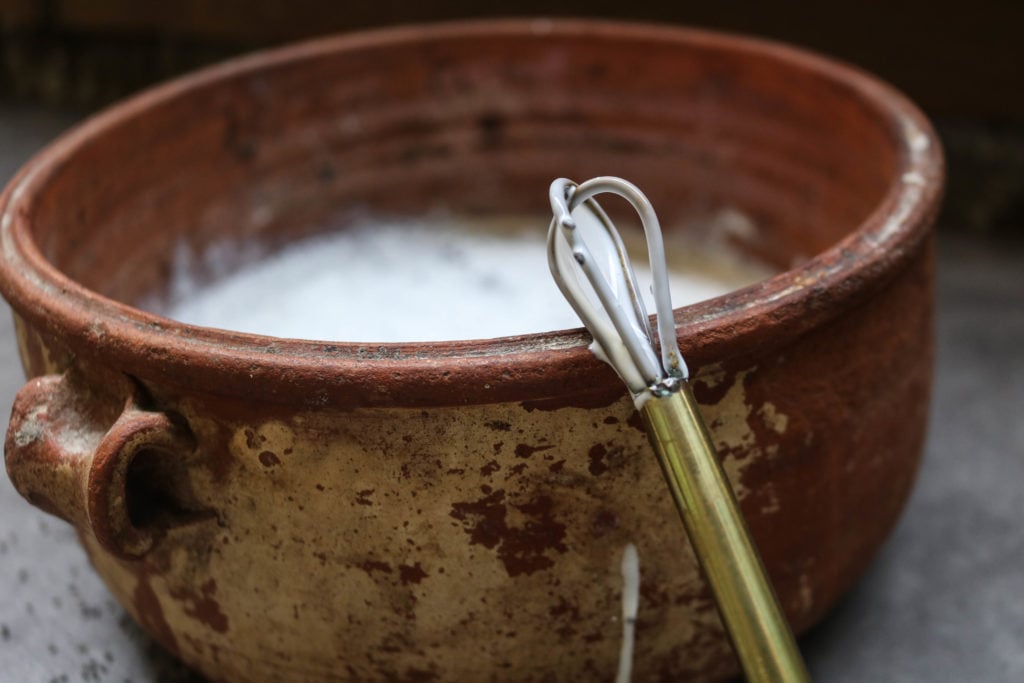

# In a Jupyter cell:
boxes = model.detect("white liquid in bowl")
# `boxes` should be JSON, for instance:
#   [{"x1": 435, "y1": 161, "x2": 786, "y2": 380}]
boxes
[{"x1": 154, "y1": 215, "x2": 772, "y2": 343}]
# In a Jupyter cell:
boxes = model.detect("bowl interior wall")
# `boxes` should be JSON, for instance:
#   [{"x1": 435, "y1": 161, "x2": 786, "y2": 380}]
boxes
[{"x1": 26, "y1": 28, "x2": 900, "y2": 308}]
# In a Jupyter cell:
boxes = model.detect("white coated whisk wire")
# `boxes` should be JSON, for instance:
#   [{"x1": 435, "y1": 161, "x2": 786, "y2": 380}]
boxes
[{"x1": 547, "y1": 176, "x2": 688, "y2": 399}]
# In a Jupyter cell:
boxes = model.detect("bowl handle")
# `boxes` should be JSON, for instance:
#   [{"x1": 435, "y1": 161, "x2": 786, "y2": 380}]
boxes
[{"x1": 5, "y1": 372, "x2": 197, "y2": 559}]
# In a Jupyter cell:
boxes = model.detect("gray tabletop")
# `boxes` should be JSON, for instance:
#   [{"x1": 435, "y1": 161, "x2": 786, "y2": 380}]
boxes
[{"x1": 0, "y1": 104, "x2": 1021, "y2": 682}]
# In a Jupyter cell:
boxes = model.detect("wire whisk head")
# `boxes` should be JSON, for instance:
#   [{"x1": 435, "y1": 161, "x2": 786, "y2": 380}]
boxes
[{"x1": 547, "y1": 176, "x2": 687, "y2": 399}]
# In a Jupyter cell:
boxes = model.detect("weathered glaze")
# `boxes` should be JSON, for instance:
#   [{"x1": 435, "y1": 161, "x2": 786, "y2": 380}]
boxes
[{"x1": 0, "y1": 21, "x2": 942, "y2": 683}]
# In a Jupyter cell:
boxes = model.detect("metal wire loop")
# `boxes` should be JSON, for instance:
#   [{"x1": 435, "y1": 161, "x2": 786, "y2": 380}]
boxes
[{"x1": 547, "y1": 176, "x2": 688, "y2": 396}]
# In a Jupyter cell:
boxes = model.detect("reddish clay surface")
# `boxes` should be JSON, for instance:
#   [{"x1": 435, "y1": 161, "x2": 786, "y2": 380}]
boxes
[{"x1": 0, "y1": 20, "x2": 942, "y2": 683}]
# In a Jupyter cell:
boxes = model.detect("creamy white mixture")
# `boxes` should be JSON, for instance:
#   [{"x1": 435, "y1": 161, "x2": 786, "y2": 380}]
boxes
[{"x1": 153, "y1": 215, "x2": 771, "y2": 343}]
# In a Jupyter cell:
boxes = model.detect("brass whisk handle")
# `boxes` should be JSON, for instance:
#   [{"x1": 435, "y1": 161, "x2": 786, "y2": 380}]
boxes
[{"x1": 640, "y1": 383, "x2": 811, "y2": 683}]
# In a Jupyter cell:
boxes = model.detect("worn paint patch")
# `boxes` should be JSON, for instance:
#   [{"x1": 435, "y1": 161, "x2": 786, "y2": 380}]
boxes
[
  {"x1": 170, "y1": 578, "x2": 230, "y2": 634},
  {"x1": 697, "y1": 369, "x2": 789, "y2": 503},
  {"x1": 514, "y1": 443, "x2": 555, "y2": 459},
  {"x1": 701, "y1": 370, "x2": 757, "y2": 500},
  {"x1": 758, "y1": 402, "x2": 789, "y2": 434},
  {"x1": 759, "y1": 482, "x2": 781, "y2": 515},
  {"x1": 449, "y1": 489, "x2": 567, "y2": 577},
  {"x1": 398, "y1": 563, "x2": 429, "y2": 585},
  {"x1": 359, "y1": 559, "x2": 393, "y2": 577},
  {"x1": 694, "y1": 363, "x2": 727, "y2": 390},
  {"x1": 588, "y1": 444, "x2": 609, "y2": 476}
]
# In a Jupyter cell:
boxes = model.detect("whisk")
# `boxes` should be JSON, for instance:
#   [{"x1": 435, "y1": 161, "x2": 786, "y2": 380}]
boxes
[{"x1": 547, "y1": 176, "x2": 810, "y2": 683}]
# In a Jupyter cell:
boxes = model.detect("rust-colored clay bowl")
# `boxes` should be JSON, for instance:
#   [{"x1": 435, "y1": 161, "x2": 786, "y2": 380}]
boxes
[{"x1": 0, "y1": 20, "x2": 941, "y2": 683}]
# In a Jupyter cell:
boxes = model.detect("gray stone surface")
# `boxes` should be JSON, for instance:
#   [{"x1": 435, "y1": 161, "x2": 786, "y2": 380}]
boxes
[{"x1": 0, "y1": 104, "x2": 1020, "y2": 682}]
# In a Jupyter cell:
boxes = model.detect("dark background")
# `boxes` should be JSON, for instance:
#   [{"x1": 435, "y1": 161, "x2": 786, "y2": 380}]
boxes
[
  {"x1": 2, "y1": 0, "x2": 1024, "y2": 241},
  {"x1": 0, "y1": 2, "x2": 1021, "y2": 682}
]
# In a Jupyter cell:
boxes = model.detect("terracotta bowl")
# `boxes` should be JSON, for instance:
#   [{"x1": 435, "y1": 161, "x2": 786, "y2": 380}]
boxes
[{"x1": 0, "y1": 20, "x2": 941, "y2": 683}]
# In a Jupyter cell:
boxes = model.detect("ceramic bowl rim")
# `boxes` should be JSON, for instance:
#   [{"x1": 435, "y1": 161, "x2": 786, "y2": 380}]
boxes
[{"x1": 0, "y1": 19, "x2": 944, "y2": 408}]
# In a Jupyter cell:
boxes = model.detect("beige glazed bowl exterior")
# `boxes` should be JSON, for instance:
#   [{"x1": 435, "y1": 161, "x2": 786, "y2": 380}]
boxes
[{"x1": 0, "y1": 20, "x2": 942, "y2": 683}]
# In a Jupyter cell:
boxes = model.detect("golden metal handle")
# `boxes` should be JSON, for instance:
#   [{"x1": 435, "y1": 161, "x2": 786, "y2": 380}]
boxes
[{"x1": 640, "y1": 383, "x2": 810, "y2": 683}]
